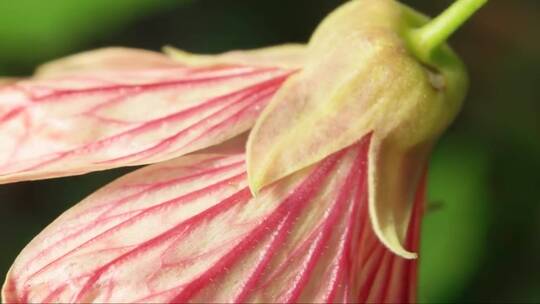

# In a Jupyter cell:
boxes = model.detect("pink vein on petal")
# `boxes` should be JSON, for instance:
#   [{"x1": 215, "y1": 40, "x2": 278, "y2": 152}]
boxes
[
  {"x1": 23, "y1": 171, "x2": 248, "y2": 286},
  {"x1": 20, "y1": 159, "x2": 246, "y2": 280},
  {"x1": 4, "y1": 134, "x2": 424, "y2": 303},
  {"x1": 0, "y1": 63, "x2": 294, "y2": 183},
  {"x1": 170, "y1": 151, "x2": 343, "y2": 303}
]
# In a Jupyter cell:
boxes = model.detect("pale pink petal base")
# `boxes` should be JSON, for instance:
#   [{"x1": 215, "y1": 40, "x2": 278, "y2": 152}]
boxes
[{"x1": 3, "y1": 135, "x2": 423, "y2": 303}]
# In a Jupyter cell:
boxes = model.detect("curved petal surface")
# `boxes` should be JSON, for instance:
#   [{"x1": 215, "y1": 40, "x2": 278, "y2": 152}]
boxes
[
  {"x1": 0, "y1": 48, "x2": 298, "y2": 184},
  {"x1": 246, "y1": 0, "x2": 438, "y2": 259},
  {"x1": 164, "y1": 44, "x2": 306, "y2": 69},
  {"x1": 3, "y1": 135, "x2": 423, "y2": 303},
  {"x1": 35, "y1": 48, "x2": 181, "y2": 77}
]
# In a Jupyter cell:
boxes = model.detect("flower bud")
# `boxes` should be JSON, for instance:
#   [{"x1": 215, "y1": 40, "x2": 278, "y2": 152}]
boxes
[{"x1": 247, "y1": 0, "x2": 478, "y2": 258}]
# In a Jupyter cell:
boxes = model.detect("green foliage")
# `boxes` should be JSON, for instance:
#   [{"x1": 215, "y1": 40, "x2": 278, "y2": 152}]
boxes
[
  {"x1": 0, "y1": 0, "x2": 184, "y2": 74},
  {"x1": 421, "y1": 136, "x2": 491, "y2": 302}
]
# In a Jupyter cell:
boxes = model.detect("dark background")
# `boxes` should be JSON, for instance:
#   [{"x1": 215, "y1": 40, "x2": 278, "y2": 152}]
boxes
[{"x1": 1, "y1": 0, "x2": 539, "y2": 302}]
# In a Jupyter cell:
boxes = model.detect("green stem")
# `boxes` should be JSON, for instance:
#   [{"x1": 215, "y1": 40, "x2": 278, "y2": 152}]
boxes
[{"x1": 408, "y1": 0, "x2": 487, "y2": 63}]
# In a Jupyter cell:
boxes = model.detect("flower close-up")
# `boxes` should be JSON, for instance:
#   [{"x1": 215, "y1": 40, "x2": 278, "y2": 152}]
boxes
[{"x1": 3, "y1": 0, "x2": 539, "y2": 303}]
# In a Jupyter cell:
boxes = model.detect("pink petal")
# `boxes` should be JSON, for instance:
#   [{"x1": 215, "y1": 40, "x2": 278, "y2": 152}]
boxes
[
  {"x1": 3, "y1": 134, "x2": 423, "y2": 303},
  {"x1": 164, "y1": 44, "x2": 306, "y2": 70},
  {"x1": 35, "y1": 48, "x2": 184, "y2": 77},
  {"x1": 0, "y1": 49, "x2": 295, "y2": 183},
  {"x1": 0, "y1": 78, "x2": 19, "y2": 86}
]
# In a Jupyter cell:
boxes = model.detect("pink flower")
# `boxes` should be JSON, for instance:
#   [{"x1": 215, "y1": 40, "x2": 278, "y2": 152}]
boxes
[{"x1": 1, "y1": 0, "x2": 486, "y2": 302}]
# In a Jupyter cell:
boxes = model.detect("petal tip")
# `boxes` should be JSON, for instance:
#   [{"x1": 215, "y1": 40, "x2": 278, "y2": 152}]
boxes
[
  {"x1": 371, "y1": 223, "x2": 418, "y2": 260},
  {"x1": 247, "y1": 173, "x2": 262, "y2": 197}
]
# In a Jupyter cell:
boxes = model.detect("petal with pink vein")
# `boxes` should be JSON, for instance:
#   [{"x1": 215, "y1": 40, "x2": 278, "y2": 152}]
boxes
[
  {"x1": 2, "y1": 135, "x2": 423, "y2": 303},
  {"x1": 35, "y1": 48, "x2": 185, "y2": 77},
  {"x1": 0, "y1": 47, "x2": 300, "y2": 184}
]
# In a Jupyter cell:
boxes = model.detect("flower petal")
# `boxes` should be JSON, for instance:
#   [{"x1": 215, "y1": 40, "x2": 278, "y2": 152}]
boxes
[
  {"x1": 164, "y1": 44, "x2": 305, "y2": 69},
  {"x1": 0, "y1": 78, "x2": 18, "y2": 86},
  {"x1": 0, "y1": 47, "x2": 299, "y2": 184},
  {"x1": 35, "y1": 48, "x2": 184, "y2": 77},
  {"x1": 367, "y1": 134, "x2": 430, "y2": 259},
  {"x1": 3, "y1": 135, "x2": 423, "y2": 303},
  {"x1": 246, "y1": 0, "x2": 441, "y2": 259}
]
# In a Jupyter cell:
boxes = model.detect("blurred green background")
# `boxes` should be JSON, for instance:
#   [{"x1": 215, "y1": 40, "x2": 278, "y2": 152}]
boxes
[{"x1": 0, "y1": 0, "x2": 538, "y2": 302}]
